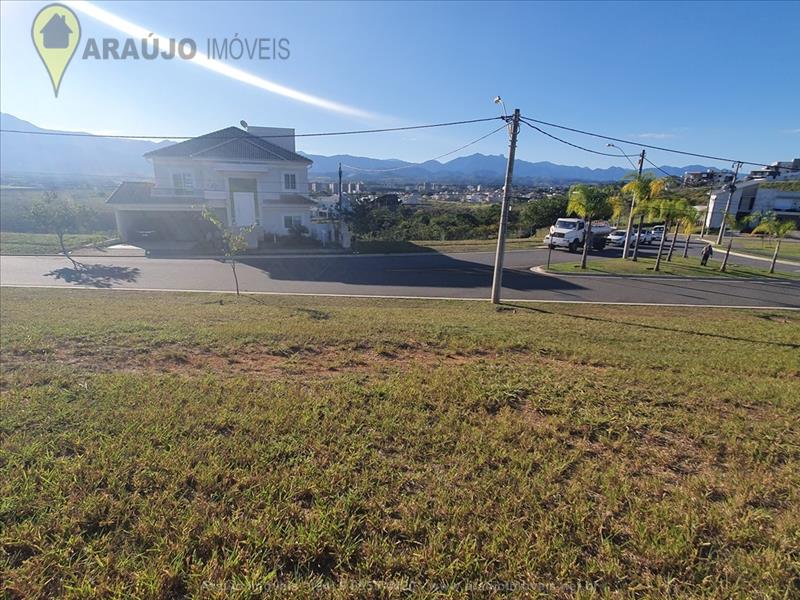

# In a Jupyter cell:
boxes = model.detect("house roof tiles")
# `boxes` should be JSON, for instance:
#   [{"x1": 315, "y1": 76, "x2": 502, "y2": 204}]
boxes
[{"x1": 143, "y1": 127, "x2": 312, "y2": 164}]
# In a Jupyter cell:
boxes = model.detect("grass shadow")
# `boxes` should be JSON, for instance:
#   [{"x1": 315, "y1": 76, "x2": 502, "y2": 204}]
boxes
[{"x1": 503, "y1": 303, "x2": 800, "y2": 349}]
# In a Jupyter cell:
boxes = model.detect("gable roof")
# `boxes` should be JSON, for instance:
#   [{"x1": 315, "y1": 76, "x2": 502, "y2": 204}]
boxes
[
  {"x1": 144, "y1": 126, "x2": 312, "y2": 164},
  {"x1": 105, "y1": 181, "x2": 203, "y2": 206}
]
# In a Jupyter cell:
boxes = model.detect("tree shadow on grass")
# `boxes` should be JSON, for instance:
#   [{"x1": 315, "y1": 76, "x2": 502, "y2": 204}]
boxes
[
  {"x1": 503, "y1": 303, "x2": 800, "y2": 350},
  {"x1": 45, "y1": 261, "x2": 141, "y2": 289}
]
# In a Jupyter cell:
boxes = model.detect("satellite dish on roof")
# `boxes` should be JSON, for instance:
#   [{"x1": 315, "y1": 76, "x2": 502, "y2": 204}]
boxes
[{"x1": 240, "y1": 120, "x2": 248, "y2": 130}]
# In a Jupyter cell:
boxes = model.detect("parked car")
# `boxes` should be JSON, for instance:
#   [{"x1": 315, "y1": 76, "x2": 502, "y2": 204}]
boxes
[
  {"x1": 633, "y1": 228, "x2": 654, "y2": 245},
  {"x1": 650, "y1": 225, "x2": 665, "y2": 243},
  {"x1": 607, "y1": 228, "x2": 652, "y2": 246},
  {"x1": 607, "y1": 230, "x2": 627, "y2": 246}
]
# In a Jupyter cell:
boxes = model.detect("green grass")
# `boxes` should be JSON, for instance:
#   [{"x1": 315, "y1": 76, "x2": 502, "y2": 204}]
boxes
[
  {"x1": 547, "y1": 254, "x2": 800, "y2": 279},
  {"x1": 723, "y1": 237, "x2": 800, "y2": 261},
  {"x1": 0, "y1": 232, "x2": 109, "y2": 255},
  {"x1": 1, "y1": 288, "x2": 799, "y2": 598},
  {"x1": 355, "y1": 236, "x2": 542, "y2": 254}
]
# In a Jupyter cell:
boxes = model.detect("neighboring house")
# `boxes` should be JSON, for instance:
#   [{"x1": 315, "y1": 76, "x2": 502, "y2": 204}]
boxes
[
  {"x1": 705, "y1": 159, "x2": 800, "y2": 228},
  {"x1": 683, "y1": 169, "x2": 733, "y2": 188},
  {"x1": 107, "y1": 125, "x2": 350, "y2": 248},
  {"x1": 41, "y1": 14, "x2": 73, "y2": 49}
]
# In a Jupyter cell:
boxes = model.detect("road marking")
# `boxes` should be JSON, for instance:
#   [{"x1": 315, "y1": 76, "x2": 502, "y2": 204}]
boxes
[
  {"x1": 2, "y1": 284, "x2": 798, "y2": 310},
  {"x1": 529, "y1": 265, "x2": 800, "y2": 284}
]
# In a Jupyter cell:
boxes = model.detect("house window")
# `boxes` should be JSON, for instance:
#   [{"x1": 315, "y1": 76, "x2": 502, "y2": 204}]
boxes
[
  {"x1": 284, "y1": 173, "x2": 297, "y2": 190},
  {"x1": 283, "y1": 215, "x2": 302, "y2": 229},
  {"x1": 172, "y1": 172, "x2": 194, "y2": 193}
]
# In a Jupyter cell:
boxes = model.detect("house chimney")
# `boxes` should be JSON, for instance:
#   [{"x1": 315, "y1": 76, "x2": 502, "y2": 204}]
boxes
[{"x1": 246, "y1": 127, "x2": 295, "y2": 152}]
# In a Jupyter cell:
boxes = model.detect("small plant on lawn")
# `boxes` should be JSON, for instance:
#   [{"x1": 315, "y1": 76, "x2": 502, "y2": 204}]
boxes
[
  {"x1": 666, "y1": 200, "x2": 694, "y2": 262},
  {"x1": 751, "y1": 212, "x2": 797, "y2": 274},
  {"x1": 566, "y1": 184, "x2": 610, "y2": 270},
  {"x1": 28, "y1": 192, "x2": 92, "y2": 269},
  {"x1": 680, "y1": 205, "x2": 699, "y2": 258},
  {"x1": 202, "y1": 207, "x2": 253, "y2": 296}
]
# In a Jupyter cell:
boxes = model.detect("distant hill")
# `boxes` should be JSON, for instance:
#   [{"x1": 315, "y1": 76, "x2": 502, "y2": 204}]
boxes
[
  {"x1": 1, "y1": 112, "x2": 711, "y2": 184},
  {"x1": 301, "y1": 151, "x2": 711, "y2": 184},
  {"x1": 0, "y1": 113, "x2": 170, "y2": 178}
]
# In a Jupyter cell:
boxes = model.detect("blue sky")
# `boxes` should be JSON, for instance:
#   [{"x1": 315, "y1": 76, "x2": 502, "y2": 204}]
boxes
[{"x1": 2, "y1": 1, "x2": 798, "y2": 169}]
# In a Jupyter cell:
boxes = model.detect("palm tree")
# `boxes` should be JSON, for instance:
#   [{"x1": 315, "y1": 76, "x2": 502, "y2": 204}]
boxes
[
  {"x1": 567, "y1": 184, "x2": 610, "y2": 270},
  {"x1": 666, "y1": 199, "x2": 692, "y2": 262},
  {"x1": 608, "y1": 193, "x2": 627, "y2": 228},
  {"x1": 647, "y1": 199, "x2": 689, "y2": 272},
  {"x1": 752, "y1": 213, "x2": 797, "y2": 274},
  {"x1": 621, "y1": 175, "x2": 666, "y2": 261},
  {"x1": 680, "y1": 205, "x2": 699, "y2": 258}
]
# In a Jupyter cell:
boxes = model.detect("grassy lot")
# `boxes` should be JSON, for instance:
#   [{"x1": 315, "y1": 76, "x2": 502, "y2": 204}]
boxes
[
  {"x1": 721, "y1": 237, "x2": 800, "y2": 261},
  {"x1": 1, "y1": 289, "x2": 799, "y2": 598},
  {"x1": 355, "y1": 236, "x2": 542, "y2": 254},
  {"x1": 547, "y1": 255, "x2": 800, "y2": 280},
  {"x1": 0, "y1": 232, "x2": 109, "y2": 255}
]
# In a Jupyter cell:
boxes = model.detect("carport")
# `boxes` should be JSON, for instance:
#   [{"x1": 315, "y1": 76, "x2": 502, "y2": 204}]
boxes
[{"x1": 115, "y1": 209, "x2": 216, "y2": 242}]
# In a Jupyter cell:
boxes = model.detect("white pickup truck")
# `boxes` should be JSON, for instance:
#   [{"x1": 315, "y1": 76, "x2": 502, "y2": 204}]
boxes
[{"x1": 544, "y1": 218, "x2": 613, "y2": 252}]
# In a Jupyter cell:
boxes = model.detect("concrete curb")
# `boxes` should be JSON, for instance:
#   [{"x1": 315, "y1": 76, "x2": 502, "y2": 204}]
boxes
[{"x1": 530, "y1": 265, "x2": 800, "y2": 284}]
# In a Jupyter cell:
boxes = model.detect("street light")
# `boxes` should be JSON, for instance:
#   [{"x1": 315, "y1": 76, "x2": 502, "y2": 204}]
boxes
[
  {"x1": 493, "y1": 95, "x2": 508, "y2": 118},
  {"x1": 607, "y1": 143, "x2": 638, "y2": 172}
]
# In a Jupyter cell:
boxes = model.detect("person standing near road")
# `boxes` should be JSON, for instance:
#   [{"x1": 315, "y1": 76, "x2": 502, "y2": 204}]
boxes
[{"x1": 700, "y1": 243, "x2": 713, "y2": 266}]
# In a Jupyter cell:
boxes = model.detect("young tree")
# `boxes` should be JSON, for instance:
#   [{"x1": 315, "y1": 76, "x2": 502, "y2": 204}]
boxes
[
  {"x1": 666, "y1": 199, "x2": 692, "y2": 262},
  {"x1": 202, "y1": 207, "x2": 252, "y2": 296},
  {"x1": 680, "y1": 205, "x2": 700, "y2": 259},
  {"x1": 621, "y1": 175, "x2": 666, "y2": 261},
  {"x1": 567, "y1": 184, "x2": 610, "y2": 270},
  {"x1": 751, "y1": 213, "x2": 797, "y2": 274},
  {"x1": 29, "y1": 192, "x2": 91, "y2": 270},
  {"x1": 647, "y1": 198, "x2": 689, "y2": 272}
]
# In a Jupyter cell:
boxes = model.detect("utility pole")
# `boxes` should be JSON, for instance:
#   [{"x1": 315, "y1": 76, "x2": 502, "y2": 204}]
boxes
[
  {"x1": 338, "y1": 162, "x2": 343, "y2": 209},
  {"x1": 490, "y1": 108, "x2": 521, "y2": 304},
  {"x1": 716, "y1": 162, "x2": 742, "y2": 245},
  {"x1": 622, "y1": 149, "x2": 646, "y2": 259}
]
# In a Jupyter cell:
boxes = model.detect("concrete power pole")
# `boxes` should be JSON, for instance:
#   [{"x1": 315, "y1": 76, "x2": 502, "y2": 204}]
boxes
[
  {"x1": 338, "y1": 162, "x2": 343, "y2": 208},
  {"x1": 622, "y1": 149, "x2": 646, "y2": 259},
  {"x1": 716, "y1": 161, "x2": 742, "y2": 246},
  {"x1": 490, "y1": 108, "x2": 521, "y2": 304}
]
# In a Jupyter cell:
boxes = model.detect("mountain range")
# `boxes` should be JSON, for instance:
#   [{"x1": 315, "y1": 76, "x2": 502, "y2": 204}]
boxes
[{"x1": 1, "y1": 113, "x2": 711, "y2": 185}]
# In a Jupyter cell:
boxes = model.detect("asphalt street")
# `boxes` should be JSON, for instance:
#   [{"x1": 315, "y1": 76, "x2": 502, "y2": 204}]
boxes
[{"x1": 2, "y1": 244, "x2": 798, "y2": 308}]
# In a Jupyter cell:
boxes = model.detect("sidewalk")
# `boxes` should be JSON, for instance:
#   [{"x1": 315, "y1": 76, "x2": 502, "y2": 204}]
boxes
[{"x1": 699, "y1": 237, "x2": 800, "y2": 267}]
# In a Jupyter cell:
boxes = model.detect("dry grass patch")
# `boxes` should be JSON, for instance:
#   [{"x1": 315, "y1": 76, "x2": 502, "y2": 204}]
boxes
[{"x1": 1, "y1": 288, "x2": 799, "y2": 598}]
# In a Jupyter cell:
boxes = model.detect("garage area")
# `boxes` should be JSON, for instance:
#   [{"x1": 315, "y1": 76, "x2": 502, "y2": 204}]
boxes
[{"x1": 116, "y1": 210, "x2": 220, "y2": 243}]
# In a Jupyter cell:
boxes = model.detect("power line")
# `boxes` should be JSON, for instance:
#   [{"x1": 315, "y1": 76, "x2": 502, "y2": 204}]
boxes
[
  {"x1": 520, "y1": 114, "x2": 778, "y2": 169},
  {"x1": 643, "y1": 155, "x2": 677, "y2": 179},
  {"x1": 520, "y1": 118, "x2": 638, "y2": 159},
  {"x1": 0, "y1": 117, "x2": 504, "y2": 141},
  {"x1": 341, "y1": 123, "x2": 508, "y2": 173}
]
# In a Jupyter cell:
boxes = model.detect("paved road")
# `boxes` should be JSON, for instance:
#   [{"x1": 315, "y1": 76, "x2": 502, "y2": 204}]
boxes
[{"x1": 2, "y1": 246, "x2": 798, "y2": 308}]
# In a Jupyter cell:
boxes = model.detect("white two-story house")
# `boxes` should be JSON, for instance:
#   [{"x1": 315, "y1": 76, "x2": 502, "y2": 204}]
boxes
[{"x1": 107, "y1": 125, "x2": 350, "y2": 249}]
